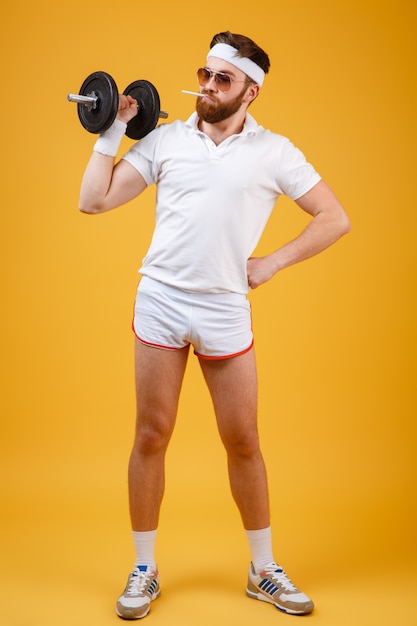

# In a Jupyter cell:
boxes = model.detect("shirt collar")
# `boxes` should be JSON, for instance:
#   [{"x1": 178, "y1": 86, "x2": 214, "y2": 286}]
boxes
[{"x1": 185, "y1": 111, "x2": 258, "y2": 136}]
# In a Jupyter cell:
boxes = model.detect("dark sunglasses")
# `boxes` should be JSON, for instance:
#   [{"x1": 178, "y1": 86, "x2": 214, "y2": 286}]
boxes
[{"x1": 196, "y1": 67, "x2": 246, "y2": 92}]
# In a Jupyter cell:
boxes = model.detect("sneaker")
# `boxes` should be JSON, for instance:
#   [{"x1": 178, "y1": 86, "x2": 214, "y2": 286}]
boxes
[
  {"x1": 116, "y1": 566, "x2": 160, "y2": 620},
  {"x1": 246, "y1": 562, "x2": 314, "y2": 615}
]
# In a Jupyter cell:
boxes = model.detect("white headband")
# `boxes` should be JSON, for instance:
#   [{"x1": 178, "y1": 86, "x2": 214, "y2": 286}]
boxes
[{"x1": 207, "y1": 43, "x2": 265, "y2": 86}]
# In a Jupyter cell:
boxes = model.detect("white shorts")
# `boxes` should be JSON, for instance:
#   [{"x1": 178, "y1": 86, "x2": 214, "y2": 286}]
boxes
[{"x1": 132, "y1": 276, "x2": 253, "y2": 360}]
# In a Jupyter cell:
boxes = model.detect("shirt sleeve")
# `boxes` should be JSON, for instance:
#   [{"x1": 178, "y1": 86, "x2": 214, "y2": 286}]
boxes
[
  {"x1": 121, "y1": 126, "x2": 162, "y2": 186},
  {"x1": 276, "y1": 138, "x2": 322, "y2": 200}
]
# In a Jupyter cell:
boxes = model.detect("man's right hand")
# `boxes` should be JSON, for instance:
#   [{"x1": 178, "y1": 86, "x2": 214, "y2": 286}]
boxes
[{"x1": 117, "y1": 94, "x2": 139, "y2": 124}]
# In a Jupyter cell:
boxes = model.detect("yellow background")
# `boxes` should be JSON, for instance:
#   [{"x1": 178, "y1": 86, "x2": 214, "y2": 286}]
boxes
[{"x1": 1, "y1": 1, "x2": 416, "y2": 625}]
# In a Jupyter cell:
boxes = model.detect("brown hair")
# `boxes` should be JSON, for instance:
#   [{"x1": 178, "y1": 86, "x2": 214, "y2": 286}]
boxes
[{"x1": 209, "y1": 31, "x2": 270, "y2": 75}]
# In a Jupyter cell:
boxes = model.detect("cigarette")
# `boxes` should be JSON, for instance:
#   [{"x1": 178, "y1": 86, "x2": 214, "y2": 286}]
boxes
[{"x1": 182, "y1": 90, "x2": 204, "y2": 97}]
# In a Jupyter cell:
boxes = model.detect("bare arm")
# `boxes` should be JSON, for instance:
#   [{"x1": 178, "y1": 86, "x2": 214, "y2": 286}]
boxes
[
  {"x1": 247, "y1": 180, "x2": 351, "y2": 289},
  {"x1": 78, "y1": 95, "x2": 147, "y2": 215}
]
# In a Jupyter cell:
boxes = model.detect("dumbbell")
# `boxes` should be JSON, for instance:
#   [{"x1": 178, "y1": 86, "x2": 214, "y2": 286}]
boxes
[{"x1": 67, "y1": 71, "x2": 168, "y2": 140}]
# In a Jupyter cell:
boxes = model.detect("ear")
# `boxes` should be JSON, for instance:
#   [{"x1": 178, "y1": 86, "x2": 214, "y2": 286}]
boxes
[{"x1": 244, "y1": 83, "x2": 261, "y2": 104}]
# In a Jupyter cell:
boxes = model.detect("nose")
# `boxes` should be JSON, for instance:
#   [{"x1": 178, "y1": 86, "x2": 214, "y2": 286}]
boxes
[{"x1": 205, "y1": 73, "x2": 218, "y2": 90}]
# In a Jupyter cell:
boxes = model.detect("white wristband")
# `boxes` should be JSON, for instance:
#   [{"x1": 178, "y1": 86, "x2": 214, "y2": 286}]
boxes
[{"x1": 93, "y1": 118, "x2": 127, "y2": 157}]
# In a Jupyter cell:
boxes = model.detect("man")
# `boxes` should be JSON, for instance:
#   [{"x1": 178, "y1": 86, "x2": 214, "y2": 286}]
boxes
[{"x1": 79, "y1": 31, "x2": 350, "y2": 620}]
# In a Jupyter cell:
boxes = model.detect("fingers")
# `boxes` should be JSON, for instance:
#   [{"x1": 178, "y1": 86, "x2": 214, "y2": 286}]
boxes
[
  {"x1": 119, "y1": 94, "x2": 138, "y2": 111},
  {"x1": 117, "y1": 94, "x2": 138, "y2": 123},
  {"x1": 247, "y1": 276, "x2": 259, "y2": 289},
  {"x1": 246, "y1": 256, "x2": 276, "y2": 289}
]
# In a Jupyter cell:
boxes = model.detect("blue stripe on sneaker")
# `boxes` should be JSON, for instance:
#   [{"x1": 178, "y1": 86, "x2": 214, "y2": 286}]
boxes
[{"x1": 259, "y1": 579, "x2": 278, "y2": 595}]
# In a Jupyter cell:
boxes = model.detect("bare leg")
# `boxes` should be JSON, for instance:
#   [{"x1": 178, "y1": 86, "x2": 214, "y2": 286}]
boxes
[
  {"x1": 199, "y1": 348, "x2": 270, "y2": 530},
  {"x1": 128, "y1": 339, "x2": 189, "y2": 531}
]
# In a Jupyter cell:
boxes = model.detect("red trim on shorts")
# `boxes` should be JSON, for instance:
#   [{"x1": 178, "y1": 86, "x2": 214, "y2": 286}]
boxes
[
  {"x1": 195, "y1": 339, "x2": 254, "y2": 360},
  {"x1": 132, "y1": 320, "x2": 188, "y2": 352},
  {"x1": 131, "y1": 307, "x2": 254, "y2": 358}
]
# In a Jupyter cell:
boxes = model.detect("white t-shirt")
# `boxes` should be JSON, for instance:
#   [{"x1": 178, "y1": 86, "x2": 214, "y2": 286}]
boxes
[{"x1": 122, "y1": 112, "x2": 321, "y2": 294}]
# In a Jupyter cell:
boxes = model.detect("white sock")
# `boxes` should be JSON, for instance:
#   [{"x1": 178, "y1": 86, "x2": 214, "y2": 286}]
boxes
[
  {"x1": 132, "y1": 529, "x2": 157, "y2": 571},
  {"x1": 245, "y1": 526, "x2": 276, "y2": 574}
]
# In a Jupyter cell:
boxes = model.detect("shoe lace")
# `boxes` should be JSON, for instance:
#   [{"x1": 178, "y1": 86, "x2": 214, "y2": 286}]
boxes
[
  {"x1": 126, "y1": 570, "x2": 149, "y2": 595},
  {"x1": 263, "y1": 564, "x2": 297, "y2": 592}
]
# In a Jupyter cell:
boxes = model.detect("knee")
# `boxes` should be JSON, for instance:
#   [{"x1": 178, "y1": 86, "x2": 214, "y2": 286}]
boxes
[
  {"x1": 223, "y1": 429, "x2": 260, "y2": 459},
  {"x1": 134, "y1": 412, "x2": 174, "y2": 456}
]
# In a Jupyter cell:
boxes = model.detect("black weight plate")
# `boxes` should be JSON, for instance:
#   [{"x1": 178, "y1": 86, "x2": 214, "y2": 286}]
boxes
[
  {"x1": 77, "y1": 71, "x2": 118, "y2": 134},
  {"x1": 123, "y1": 80, "x2": 161, "y2": 140}
]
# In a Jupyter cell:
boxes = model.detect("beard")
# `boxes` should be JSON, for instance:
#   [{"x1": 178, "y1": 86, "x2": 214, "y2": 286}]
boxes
[{"x1": 196, "y1": 85, "x2": 248, "y2": 123}]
